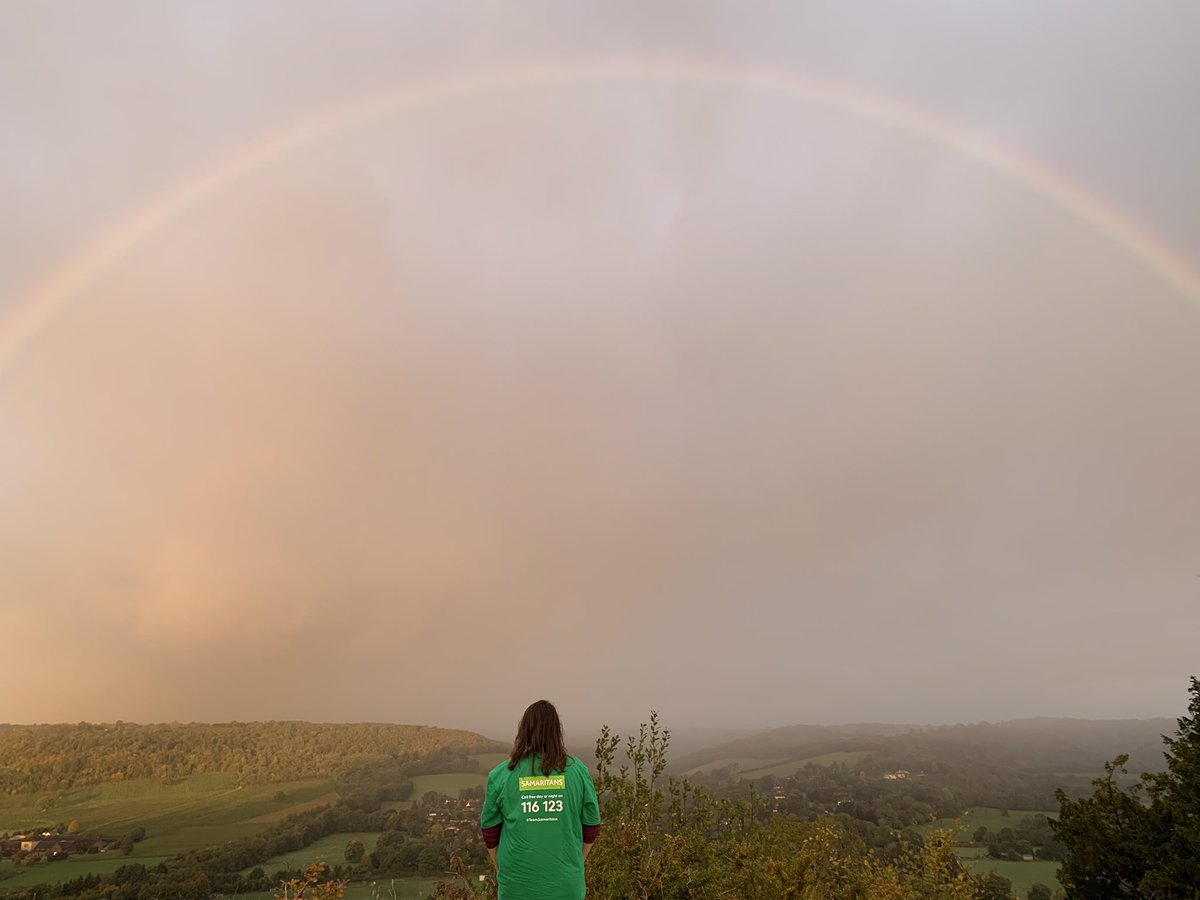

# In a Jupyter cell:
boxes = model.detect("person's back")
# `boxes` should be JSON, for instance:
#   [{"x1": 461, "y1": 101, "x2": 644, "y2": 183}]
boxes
[{"x1": 480, "y1": 701, "x2": 601, "y2": 900}]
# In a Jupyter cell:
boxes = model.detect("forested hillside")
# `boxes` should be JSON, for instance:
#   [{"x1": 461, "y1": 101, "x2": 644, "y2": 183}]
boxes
[
  {"x1": 1052, "y1": 677, "x2": 1200, "y2": 898},
  {"x1": 0, "y1": 722, "x2": 505, "y2": 793},
  {"x1": 0, "y1": 714, "x2": 1045, "y2": 900},
  {"x1": 674, "y1": 717, "x2": 1173, "y2": 778}
]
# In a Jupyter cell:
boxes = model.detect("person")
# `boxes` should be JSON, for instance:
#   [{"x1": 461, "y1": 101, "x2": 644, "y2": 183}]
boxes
[{"x1": 480, "y1": 700, "x2": 601, "y2": 900}]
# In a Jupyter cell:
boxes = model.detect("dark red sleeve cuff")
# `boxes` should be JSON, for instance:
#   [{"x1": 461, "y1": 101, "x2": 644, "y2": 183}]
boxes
[
  {"x1": 481, "y1": 823, "x2": 502, "y2": 849},
  {"x1": 582, "y1": 823, "x2": 601, "y2": 843}
]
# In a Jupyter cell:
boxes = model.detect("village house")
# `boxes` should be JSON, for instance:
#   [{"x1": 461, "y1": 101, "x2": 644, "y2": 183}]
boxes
[{"x1": 0, "y1": 832, "x2": 116, "y2": 859}]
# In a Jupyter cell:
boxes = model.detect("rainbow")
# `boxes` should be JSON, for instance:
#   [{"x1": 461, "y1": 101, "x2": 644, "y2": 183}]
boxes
[{"x1": 4, "y1": 58, "x2": 1199, "y2": 373}]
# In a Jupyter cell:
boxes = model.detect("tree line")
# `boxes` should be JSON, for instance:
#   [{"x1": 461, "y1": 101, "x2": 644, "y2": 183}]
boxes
[
  {"x1": 672, "y1": 716, "x2": 1173, "y2": 781},
  {"x1": 4, "y1": 677, "x2": 1197, "y2": 898},
  {"x1": 0, "y1": 751, "x2": 479, "y2": 900},
  {"x1": 0, "y1": 722, "x2": 504, "y2": 793},
  {"x1": 436, "y1": 677, "x2": 1200, "y2": 899},
  {"x1": 1052, "y1": 675, "x2": 1200, "y2": 898},
  {"x1": 0, "y1": 715, "x2": 1009, "y2": 900},
  {"x1": 438, "y1": 714, "x2": 1021, "y2": 899},
  {"x1": 971, "y1": 814, "x2": 1065, "y2": 862}
]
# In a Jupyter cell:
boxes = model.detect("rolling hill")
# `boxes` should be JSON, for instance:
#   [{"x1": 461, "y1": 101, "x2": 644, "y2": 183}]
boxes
[
  {"x1": 672, "y1": 717, "x2": 1174, "y2": 778},
  {"x1": 0, "y1": 721, "x2": 505, "y2": 794}
]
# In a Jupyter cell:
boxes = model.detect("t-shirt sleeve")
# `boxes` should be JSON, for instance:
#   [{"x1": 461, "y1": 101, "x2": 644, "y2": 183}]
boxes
[
  {"x1": 580, "y1": 764, "x2": 601, "y2": 827},
  {"x1": 480, "y1": 767, "x2": 504, "y2": 828}
]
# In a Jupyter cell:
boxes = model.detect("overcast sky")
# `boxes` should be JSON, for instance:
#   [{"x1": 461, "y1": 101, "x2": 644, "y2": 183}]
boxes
[{"x1": 1, "y1": 1, "x2": 1198, "y2": 740}]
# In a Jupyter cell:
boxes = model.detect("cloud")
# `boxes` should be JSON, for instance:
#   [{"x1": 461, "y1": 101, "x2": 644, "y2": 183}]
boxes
[{"x1": 1, "y1": 1, "x2": 1198, "y2": 729}]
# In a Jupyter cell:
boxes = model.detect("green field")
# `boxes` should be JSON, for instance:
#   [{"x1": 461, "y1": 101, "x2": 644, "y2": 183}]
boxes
[
  {"x1": 244, "y1": 836, "x2": 446, "y2": 898},
  {"x1": 0, "y1": 775, "x2": 338, "y2": 849},
  {"x1": 740, "y1": 751, "x2": 874, "y2": 778},
  {"x1": 0, "y1": 773, "x2": 236, "y2": 831},
  {"x1": 685, "y1": 750, "x2": 873, "y2": 779},
  {"x1": 382, "y1": 772, "x2": 488, "y2": 811},
  {"x1": 958, "y1": 853, "x2": 1060, "y2": 899},
  {"x1": 928, "y1": 806, "x2": 1059, "y2": 838},
  {"x1": 919, "y1": 808, "x2": 1060, "y2": 899},
  {"x1": 468, "y1": 753, "x2": 507, "y2": 771},
  {"x1": 0, "y1": 775, "x2": 339, "y2": 883},
  {"x1": 0, "y1": 768, "x2": 493, "y2": 889},
  {"x1": 684, "y1": 757, "x2": 787, "y2": 775},
  {"x1": 250, "y1": 832, "x2": 382, "y2": 872},
  {"x1": 0, "y1": 856, "x2": 169, "y2": 887},
  {"x1": 410, "y1": 772, "x2": 487, "y2": 797}
]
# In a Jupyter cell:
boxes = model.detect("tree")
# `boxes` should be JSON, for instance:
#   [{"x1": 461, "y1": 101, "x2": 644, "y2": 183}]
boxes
[
  {"x1": 1028, "y1": 884, "x2": 1053, "y2": 900},
  {"x1": 1140, "y1": 675, "x2": 1200, "y2": 897},
  {"x1": 67, "y1": 820, "x2": 81, "y2": 834},
  {"x1": 417, "y1": 845, "x2": 447, "y2": 877},
  {"x1": 343, "y1": 840, "x2": 364, "y2": 864},
  {"x1": 583, "y1": 713, "x2": 981, "y2": 900},
  {"x1": 1053, "y1": 675, "x2": 1200, "y2": 899},
  {"x1": 1053, "y1": 754, "x2": 1152, "y2": 897},
  {"x1": 974, "y1": 872, "x2": 1015, "y2": 900},
  {"x1": 1036, "y1": 837, "x2": 1067, "y2": 861},
  {"x1": 275, "y1": 862, "x2": 345, "y2": 900}
]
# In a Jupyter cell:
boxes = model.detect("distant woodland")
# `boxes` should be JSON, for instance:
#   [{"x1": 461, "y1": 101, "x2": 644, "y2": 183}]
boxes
[
  {"x1": 670, "y1": 716, "x2": 1175, "y2": 778},
  {"x1": 0, "y1": 722, "x2": 505, "y2": 793},
  {"x1": 656, "y1": 716, "x2": 1177, "y2": 831},
  {"x1": 1, "y1": 696, "x2": 1196, "y2": 899}
]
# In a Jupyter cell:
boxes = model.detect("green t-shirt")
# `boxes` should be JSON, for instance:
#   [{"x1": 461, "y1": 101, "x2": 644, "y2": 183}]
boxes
[{"x1": 480, "y1": 754, "x2": 600, "y2": 900}]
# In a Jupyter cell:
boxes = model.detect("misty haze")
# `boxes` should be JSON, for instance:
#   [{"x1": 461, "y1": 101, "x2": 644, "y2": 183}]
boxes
[
  {"x1": 2, "y1": 4, "x2": 1200, "y2": 897},
  {"x1": 3, "y1": 2, "x2": 1198, "y2": 736}
]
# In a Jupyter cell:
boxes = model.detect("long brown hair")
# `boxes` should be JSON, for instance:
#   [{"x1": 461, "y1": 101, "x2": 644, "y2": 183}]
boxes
[{"x1": 508, "y1": 699, "x2": 567, "y2": 775}]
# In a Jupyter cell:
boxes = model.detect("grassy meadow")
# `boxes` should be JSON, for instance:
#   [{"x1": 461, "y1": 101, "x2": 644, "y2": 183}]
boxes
[
  {"x1": 381, "y1": 773, "x2": 488, "y2": 812},
  {"x1": 684, "y1": 756, "x2": 787, "y2": 775},
  {"x1": 0, "y1": 760, "x2": 499, "y2": 893},
  {"x1": 684, "y1": 750, "x2": 872, "y2": 778},
  {"x1": 468, "y1": 753, "x2": 507, "y2": 770},
  {"x1": 931, "y1": 805, "x2": 1059, "y2": 836},
  {"x1": 0, "y1": 856, "x2": 170, "y2": 888},
  {"x1": 923, "y1": 807, "x2": 1061, "y2": 899},
  {"x1": 956, "y1": 849, "x2": 1060, "y2": 899},
  {"x1": 376, "y1": 754, "x2": 503, "y2": 812},
  {"x1": 0, "y1": 775, "x2": 338, "y2": 887},
  {"x1": 247, "y1": 832, "x2": 381, "y2": 872},
  {"x1": 739, "y1": 750, "x2": 874, "y2": 778},
  {"x1": 0, "y1": 756, "x2": 1063, "y2": 898},
  {"x1": 0, "y1": 774, "x2": 339, "y2": 861}
]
